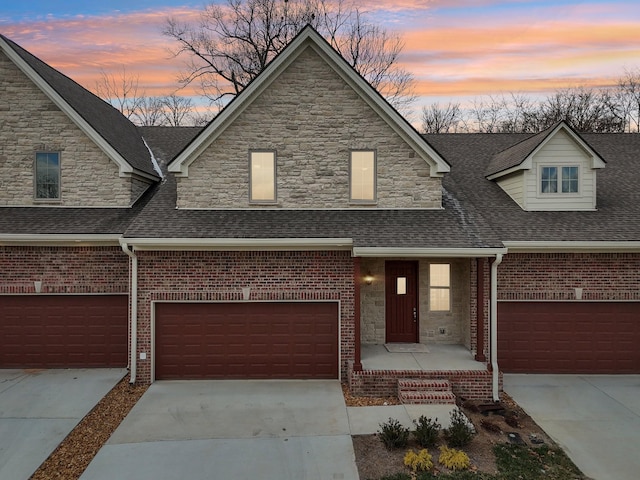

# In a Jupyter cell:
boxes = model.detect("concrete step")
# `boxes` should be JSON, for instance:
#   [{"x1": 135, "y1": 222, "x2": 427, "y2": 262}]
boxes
[
  {"x1": 397, "y1": 378, "x2": 451, "y2": 393},
  {"x1": 399, "y1": 390, "x2": 457, "y2": 405}
]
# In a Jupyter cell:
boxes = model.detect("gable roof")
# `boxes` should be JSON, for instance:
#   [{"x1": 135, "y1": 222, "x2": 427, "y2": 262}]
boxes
[
  {"x1": 485, "y1": 121, "x2": 606, "y2": 179},
  {"x1": 426, "y1": 132, "x2": 640, "y2": 247},
  {"x1": 168, "y1": 25, "x2": 449, "y2": 177},
  {"x1": 0, "y1": 34, "x2": 159, "y2": 180}
]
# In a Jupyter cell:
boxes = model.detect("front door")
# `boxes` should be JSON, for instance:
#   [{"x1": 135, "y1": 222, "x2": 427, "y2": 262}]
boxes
[{"x1": 385, "y1": 261, "x2": 418, "y2": 343}]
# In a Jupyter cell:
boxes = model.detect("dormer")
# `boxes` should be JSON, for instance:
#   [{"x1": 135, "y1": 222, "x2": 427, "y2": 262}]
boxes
[{"x1": 485, "y1": 122, "x2": 606, "y2": 211}]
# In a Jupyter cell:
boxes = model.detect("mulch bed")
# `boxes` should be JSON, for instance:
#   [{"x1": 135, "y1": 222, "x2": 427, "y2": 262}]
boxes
[{"x1": 30, "y1": 374, "x2": 148, "y2": 480}]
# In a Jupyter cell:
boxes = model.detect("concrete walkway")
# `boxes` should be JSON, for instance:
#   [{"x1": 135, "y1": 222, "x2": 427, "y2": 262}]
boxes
[
  {"x1": 504, "y1": 374, "x2": 640, "y2": 480},
  {"x1": 81, "y1": 380, "x2": 457, "y2": 480},
  {"x1": 0, "y1": 368, "x2": 127, "y2": 480}
]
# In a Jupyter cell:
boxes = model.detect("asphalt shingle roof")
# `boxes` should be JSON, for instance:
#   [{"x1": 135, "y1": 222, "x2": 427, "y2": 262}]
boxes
[{"x1": 1, "y1": 34, "x2": 158, "y2": 178}]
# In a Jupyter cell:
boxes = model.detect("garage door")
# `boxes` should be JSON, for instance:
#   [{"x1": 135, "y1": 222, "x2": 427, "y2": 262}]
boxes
[
  {"x1": 498, "y1": 301, "x2": 640, "y2": 373},
  {"x1": 0, "y1": 295, "x2": 128, "y2": 368},
  {"x1": 155, "y1": 302, "x2": 339, "y2": 380}
]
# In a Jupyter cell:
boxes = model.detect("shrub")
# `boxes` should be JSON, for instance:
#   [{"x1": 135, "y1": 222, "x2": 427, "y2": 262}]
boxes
[
  {"x1": 413, "y1": 415, "x2": 441, "y2": 448},
  {"x1": 438, "y1": 446, "x2": 471, "y2": 471},
  {"x1": 444, "y1": 408, "x2": 474, "y2": 447},
  {"x1": 378, "y1": 417, "x2": 410, "y2": 450},
  {"x1": 404, "y1": 449, "x2": 434, "y2": 472}
]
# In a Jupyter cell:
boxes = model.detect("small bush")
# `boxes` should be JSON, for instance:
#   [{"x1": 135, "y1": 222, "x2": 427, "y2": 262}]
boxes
[
  {"x1": 438, "y1": 446, "x2": 471, "y2": 471},
  {"x1": 404, "y1": 449, "x2": 434, "y2": 472},
  {"x1": 413, "y1": 415, "x2": 441, "y2": 448},
  {"x1": 444, "y1": 409, "x2": 474, "y2": 447},
  {"x1": 378, "y1": 417, "x2": 410, "y2": 450}
]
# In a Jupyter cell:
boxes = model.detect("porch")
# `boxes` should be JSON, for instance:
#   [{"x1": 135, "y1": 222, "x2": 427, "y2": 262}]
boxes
[{"x1": 349, "y1": 344, "x2": 497, "y2": 402}]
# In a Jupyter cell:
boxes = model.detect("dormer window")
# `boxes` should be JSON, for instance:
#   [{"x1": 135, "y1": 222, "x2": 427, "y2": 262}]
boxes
[{"x1": 540, "y1": 165, "x2": 579, "y2": 194}]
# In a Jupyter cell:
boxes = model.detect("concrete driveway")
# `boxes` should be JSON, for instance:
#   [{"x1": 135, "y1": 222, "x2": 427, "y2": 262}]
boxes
[
  {"x1": 81, "y1": 380, "x2": 360, "y2": 480},
  {"x1": 0, "y1": 368, "x2": 127, "y2": 480},
  {"x1": 504, "y1": 374, "x2": 640, "y2": 480}
]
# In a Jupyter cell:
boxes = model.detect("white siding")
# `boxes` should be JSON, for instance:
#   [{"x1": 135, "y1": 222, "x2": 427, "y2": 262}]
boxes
[
  {"x1": 524, "y1": 130, "x2": 597, "y2": 211},
  {"x1": 496, "y1": 172, "x2": 525, "y2": 209}
]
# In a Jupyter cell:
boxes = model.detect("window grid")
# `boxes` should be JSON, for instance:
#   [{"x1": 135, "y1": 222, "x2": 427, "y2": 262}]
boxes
[{"x1": 429, "y1": 263, "x2": 451, "y2": 312}]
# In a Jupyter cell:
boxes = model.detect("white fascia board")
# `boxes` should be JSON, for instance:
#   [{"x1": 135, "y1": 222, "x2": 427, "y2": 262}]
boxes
[
  {"x1": 0, "y1": 234, "x2": 122, "y2": 246},
  {"x1": 126, "y1": 237, "x2": 354, "y2": 251},
  {"x1": 503, "y1": 241, "x2": 640, "y2": 253},
  {"x1": 168, "y1": 28, "x2": 450, "y2": 177},
  {"x1": 352, "y1": 247, "x2": 507, "y2": 258},
  {"x1": 0, "y1": 38, "x2": 139, "y2": 178}
]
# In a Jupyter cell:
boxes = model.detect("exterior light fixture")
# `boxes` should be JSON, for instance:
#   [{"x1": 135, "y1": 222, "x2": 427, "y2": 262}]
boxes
[{"x1": 364, "y1": 272, "x2": 374, "y2": 285}]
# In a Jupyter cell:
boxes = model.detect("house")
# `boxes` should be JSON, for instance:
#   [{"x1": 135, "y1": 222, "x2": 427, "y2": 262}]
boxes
[{"x1": 1, "y1": 27, "x2": 638, "y2": 403}]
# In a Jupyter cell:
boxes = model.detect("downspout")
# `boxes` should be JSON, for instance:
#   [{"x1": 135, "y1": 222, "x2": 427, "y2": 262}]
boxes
[
  {"x1": 121, "y1": 241, "x2": 137, "y2": 384},
  {"x1": 490, "y1": 253, "x2": 503, "y2": 402}
]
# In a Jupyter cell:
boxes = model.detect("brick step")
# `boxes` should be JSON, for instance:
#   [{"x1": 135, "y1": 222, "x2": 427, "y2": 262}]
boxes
[
  {"x1": 399, "y1": 390, "x2": 457, "y2": 405},
  {"x1": 397, "y1": 378, "x2": 451, "y2": 393}
]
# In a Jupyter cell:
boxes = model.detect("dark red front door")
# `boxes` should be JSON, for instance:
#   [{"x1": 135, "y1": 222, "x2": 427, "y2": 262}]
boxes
[{"x1": 385, "y1": 261, "x2": 418, "y2": 343}]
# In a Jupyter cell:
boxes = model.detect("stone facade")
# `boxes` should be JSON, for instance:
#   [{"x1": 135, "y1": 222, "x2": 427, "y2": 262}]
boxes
[
  {"x1": 177, "y1": 46, "x2": 442, "y2": 209},
  {"x1": 0, "y1": 51, "x2": 144, "y2": 207},
  {"x1": 360, "y1": 257, "x2": 471, "y2": 346},
  {"x1": 498, "y1": 253, "x2": 640, "y2": 301},
  {"x1": 134, "y1": 250, "x2": 355, "y2": 383}
]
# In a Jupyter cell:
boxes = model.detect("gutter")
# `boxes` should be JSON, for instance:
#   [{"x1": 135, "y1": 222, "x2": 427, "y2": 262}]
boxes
[
  {"x1": 120, "y1": 241, "x2": 138, "y2": 384},
  {"x1": 353, "y1": 247, "x2": 507, "y2": 258},
  {"x1": 490, "y1": 253, "x2": 503, "y2": 402}
]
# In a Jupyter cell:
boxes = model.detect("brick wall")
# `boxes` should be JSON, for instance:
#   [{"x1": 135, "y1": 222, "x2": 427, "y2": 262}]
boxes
[
  {"x1": 498, "y1": 253, "x2": 640, "y2": 300},
  {"x1": 177, "y1": 46, "x2": 442, "y2": 209},
  {"x1": 135, "y1": 250, "x2": 355, "y2": 383},
  {"x1": 0, "y1": 246, "x2": 129, "y2": 294},
  {"x1": 0, "y1": 51, "x2": 141, "y2": 207},
  {"x1": 349, "y1": 366, "x2": 500, "y2": 402}
]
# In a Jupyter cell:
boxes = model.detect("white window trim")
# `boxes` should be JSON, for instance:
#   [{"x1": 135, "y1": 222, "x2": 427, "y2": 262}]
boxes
[
  {"x1": 538, "y1": 163, "x2": 581, "y2": 197},
  {"x1": 34, "y1": 151, "x2": 61, "y2": 202},
  {"x1": 349, "y1": 150, "x2": 377, "y2": 204},
  {"x1": 249, "y1": 150, "x2": 277, "y2": 204},
  {"x1": 428, "y1": 263, "x2": 451, "y2": 312}
]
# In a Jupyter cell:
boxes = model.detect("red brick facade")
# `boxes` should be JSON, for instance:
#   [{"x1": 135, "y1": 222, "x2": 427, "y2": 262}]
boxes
[
  {"x1": 498, "y1": 253, "x2": 640, "y2": 301},
  {"x1": 134, "y1": 250, "x2": 355, "y2": 383},
  {"x1": 0, "y1": 246, "x2": 129, "y2": 294}
]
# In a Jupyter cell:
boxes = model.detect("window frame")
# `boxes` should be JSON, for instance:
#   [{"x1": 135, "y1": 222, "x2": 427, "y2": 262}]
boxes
[
  {"x1": 349, "y1": 150, "x2": 377, "y2": 204},
  {"x1": 34, "y1": 151, "x2": 61, "y2": 202},
  {"x1": 428, "y1": 263, "x2": 451, "y2": 312},
  {"x1": 539, "y1": 164, "x2": 580, "y2": 196},
  {"x1": 249, "y1": 150, "x2": 277, "y2": 204}
]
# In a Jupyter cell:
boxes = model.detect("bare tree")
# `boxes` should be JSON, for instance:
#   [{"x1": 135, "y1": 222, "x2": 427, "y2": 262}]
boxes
[
  {"x1": 135, "y1": 97, "x2": 167, "y2": 126},
  {"x1": 617, "y1": 68, "x2": 640, "y2": 132},
  {"x1": 420, "y1": 102, "x2": 462, "y2": 133},
  {"x1": 161, "y1": 94, "x2": 195, "y2": 126},
  {"x1": 95, "y1": 67, "x2": 146, "y2": 120},
  {"x1": 163, "y1": 0, "x2": 415, "y2": 112}
]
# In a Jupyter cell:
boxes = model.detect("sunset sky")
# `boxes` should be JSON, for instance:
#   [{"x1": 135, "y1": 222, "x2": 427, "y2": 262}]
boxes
[{"x1": 1, "y1": 0, "x2": 639, "y2": 117}]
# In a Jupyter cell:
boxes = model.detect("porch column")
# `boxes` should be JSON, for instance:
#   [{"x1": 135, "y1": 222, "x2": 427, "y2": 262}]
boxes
[
  {"x1": 353, "y1": 256, "x2": 363, "y2": 371},
  {"x1": 475, "y1": 258, "x2": 487, "y2": 362}
]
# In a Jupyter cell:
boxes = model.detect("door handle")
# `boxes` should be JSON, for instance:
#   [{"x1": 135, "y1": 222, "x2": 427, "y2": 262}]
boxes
[{"x1": 413, "y1": 307, "x2": 417, "y2": 322}]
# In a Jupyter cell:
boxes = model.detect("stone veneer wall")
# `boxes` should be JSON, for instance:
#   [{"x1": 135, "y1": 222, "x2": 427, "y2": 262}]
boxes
[
  {"x1": 0, "y1": 51, "x2": 141, "y2": 206},
  {"x1": 498, "y1": 253, "x2": 640, "y2": 300},
  {"x1": 177, "y1": 46, "x2": 442, "y2": 209},
  {"x1": 360, "y1": 258, "x2": 471, "y2": 345},
  {"x1": 135, "y1": 250, "x2": 355, "y2": 384}
]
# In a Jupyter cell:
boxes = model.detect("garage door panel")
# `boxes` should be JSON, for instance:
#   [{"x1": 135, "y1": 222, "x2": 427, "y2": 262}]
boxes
[
  {"x1": 155, "y1": 302, "x2": 338, "y2": 380},
  {"x1": 0, "y1": 295, "x2": 127, "y2": 368},
  {"x1": 499, "y1": 302, "x2": 640, "y2": 373}
]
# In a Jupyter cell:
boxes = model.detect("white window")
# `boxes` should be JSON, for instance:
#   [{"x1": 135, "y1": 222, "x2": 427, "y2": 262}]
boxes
[
  {"x1": 429, "y1": 263, "x2": 450, "y2": 311},
  {"x1": 350, "y1": 150, "x2": 376, "y2": 202},
  {"x1": 541, "y1": 165, "x2": 579, "y2": 194},
  {"x1": 250, "y1": 151, "x2": 276, "y2": 202},
  {"x1": 35, "y1": 152, "x2": 60, "y2": 200}
]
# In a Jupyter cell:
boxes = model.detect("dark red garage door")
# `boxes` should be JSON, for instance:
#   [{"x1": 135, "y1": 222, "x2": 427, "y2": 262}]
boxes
[
  {"x1": 499, "y1": 301, "x2": 640, "y2": 373},
  {"x1": 0, "y1": 295, "x2": 128, "y2": 368},
  {"x1": 155, "y1": 302, "x2": 339, "y2": 380}
]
